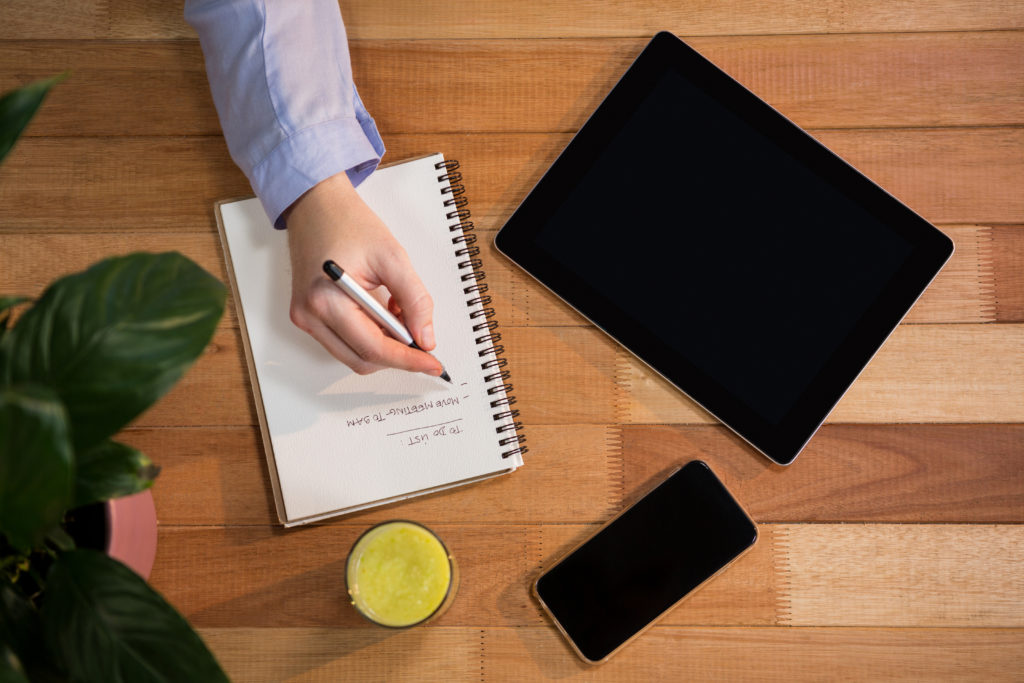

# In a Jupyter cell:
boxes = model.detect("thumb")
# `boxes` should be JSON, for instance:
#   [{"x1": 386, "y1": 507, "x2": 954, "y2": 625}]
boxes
[{"x1": 374, "y1": 248, "x2": 436, "y2": 351}]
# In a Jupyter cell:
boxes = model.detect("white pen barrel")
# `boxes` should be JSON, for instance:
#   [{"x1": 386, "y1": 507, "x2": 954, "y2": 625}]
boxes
[{"x1": 337, "y1": 271, "x2": 415, "y2": 345}]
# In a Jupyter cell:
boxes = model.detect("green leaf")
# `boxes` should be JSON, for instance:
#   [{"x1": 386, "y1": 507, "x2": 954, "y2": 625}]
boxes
[
  {"x1": 0, "y1": 386, "x2": 73, "y2": 551},
  {"x1": 0, "y1": 583, "x2": 39, "y2": 667},
  {"x1": 0, "y1": 74, "x2": 66, "y2": 166},
  {"x1": 73, "y1": 440, "x2": 160, "y2": 508},
  {"x1": 0, "y1": 644, "x2": 30, "y2": 683},
  {"x1": 0, "y1": 583, "x2": 56, "y2": 682},
  {"x1": 45, "y1": 526, "x2": 76, "y2": 553},
  {"x1": 0, "y1": 296, "x2": 29, "y2": 335},
  {"x1": 2, "y1": 252, "x2": 226, "y2": 451},
  {"x1": 0, "y1": 297, "x2": 29, "y2": 311},
  {"x1": 43, "y1": 550, "x2": 228, "y2": 683}
]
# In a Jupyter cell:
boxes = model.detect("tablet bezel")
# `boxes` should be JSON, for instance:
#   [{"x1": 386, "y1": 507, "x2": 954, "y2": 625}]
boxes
[{"x1": 494, "y1": 31, "x2": 953, "y2": 465}]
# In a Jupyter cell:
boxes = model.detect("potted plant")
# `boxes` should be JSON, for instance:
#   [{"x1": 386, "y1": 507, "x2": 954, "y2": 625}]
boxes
[{"x1": 0, "y1": 78, "x2": 230, "y2": 681}]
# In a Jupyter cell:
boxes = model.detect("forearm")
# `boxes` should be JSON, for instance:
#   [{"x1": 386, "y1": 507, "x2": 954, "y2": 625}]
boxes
[{"x1": 185, "y1": 0, "x2": 385, "y2": 227}]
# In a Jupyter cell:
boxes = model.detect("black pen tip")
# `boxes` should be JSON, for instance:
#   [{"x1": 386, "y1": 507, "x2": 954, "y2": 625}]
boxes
[{"x1": 440, "y1": 371, "x2": 452, "y2": 383}]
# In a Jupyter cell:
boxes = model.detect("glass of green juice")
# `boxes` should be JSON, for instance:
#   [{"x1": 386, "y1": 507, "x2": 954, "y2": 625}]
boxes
[{"x1": 345, "y1": 520, "x2": 458, "y2": 628}]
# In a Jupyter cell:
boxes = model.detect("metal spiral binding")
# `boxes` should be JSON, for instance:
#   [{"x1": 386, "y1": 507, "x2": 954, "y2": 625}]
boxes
[{"x1": 436, "y1": 158, "x2": 527, "y2": 459}]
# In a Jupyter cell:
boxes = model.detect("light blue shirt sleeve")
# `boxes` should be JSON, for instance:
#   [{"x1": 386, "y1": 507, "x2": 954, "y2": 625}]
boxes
[{"x1": 185, "y1": 0, "x2": 385, "y2": 228}]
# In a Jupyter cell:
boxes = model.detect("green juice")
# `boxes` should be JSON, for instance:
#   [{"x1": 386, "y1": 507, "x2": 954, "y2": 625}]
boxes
[{"x1": 346, "y1": 521, "x2": 454, "y2": 627}]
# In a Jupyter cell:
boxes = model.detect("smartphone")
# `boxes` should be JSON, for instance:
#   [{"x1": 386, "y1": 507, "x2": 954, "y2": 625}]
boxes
[{"x1": 533, "y1": 460, "x2": 758, "y2": 664}]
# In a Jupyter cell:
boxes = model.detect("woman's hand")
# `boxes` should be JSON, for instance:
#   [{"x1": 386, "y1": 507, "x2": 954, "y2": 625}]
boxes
[{"x1": 284, "y1": 171, "x2": 443, "y2": 376}]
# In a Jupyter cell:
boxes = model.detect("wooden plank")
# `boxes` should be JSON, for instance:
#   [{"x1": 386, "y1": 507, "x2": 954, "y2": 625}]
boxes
[
  {"x1": 357, "y1": 33, "x2": 1024, "y2": 132},
  {"x1": 0, "y1": 41, "x2": 218, "y2": 138},
  {"x1": 11, "y1": 0, "x2": 1024, "y2": 39},
  {"x1": 620, "y1": 425, "x2": 1024, "y2": 523},
  {"x1": 134, "y1": 425, "x2": 619, "y2": 526},
  {"x1": 200, "y1": 627, "x2": 481, "y2": 682},
  {"x1": 2, "y1": 224, "x2": 1011, "y2": 327},
  {"x1": 0, "y1": 231, "x2": 240, "y2": 328},
  {"x1": 781, "y1": 524, "x2": 1024, "y2": 626},
  {"x1": 994, "y1": 225, "x2": 1024, "y2": 322},
  {"x1": 619, "y1": 324, "x2": 1024, "y2": 425},
  {"x1": 0, "y1": 136, "x2": 251, "y2": 232},
  {"x1": 135, "y1": 326, "x2": 627, "y2": 428},
  {"x1": 151, "y1": 524, "x2": 549, "y2": 628},
  {"x1": 151, "y1": 524, "x2": 1024, "y2": 628},
  {"x1": 197, "y1": 626, "x2": 1024, "y2": 683},
  {"x1": 136, "y1": 424, "x2": 1023, "y2": 526},
  {"x1": 480, "y1": 626, "x2": 1024, "y2": 681},
  {"x1": 813, "y1": 128, "x2": 1024, "y2": 226},
  {"x1": 6, "y1": 33, "x2": 1023, "y2": 136},
  {"x1": 834, "y1": 324, "x2": 1024, "y2": 423},
  {"x1": 918, "y1": 225, "x2": 995, "y2": 324},
  {"x1": 151, "y1": 523, "x2": 778, "y2": 628},
  {"x1": 133, "y1": 324, "x2": 1022, "y2": 428},
  {"x1": 4, "y1": 3, "x2": 1018, "y2": 679},
  {"x1": 2, "y1": 1, "x2": 107, "y2": 40},
  {"x1": 1, "y1": 129, "x2": 1020, "y2": 232}
]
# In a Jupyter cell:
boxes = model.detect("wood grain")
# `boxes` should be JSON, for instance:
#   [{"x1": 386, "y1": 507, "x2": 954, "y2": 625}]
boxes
[
  {"x1": 357, "y1": 33, "x2": 1024, "y2": 132},
  {"x1": 478, "y1": 626, "x2": 1024, "y2": 682},
  {"x1": 1, "y1": 224, "x2": 1014, "y2": 326},
  {"x1": 830, "y1": 324, "x2": 1024, "y2": 423},
  {"x1": 4, "y1": 0, "x2": 1022, "y2": 677},
  {"x1": 200, "y1": 627, "x2": 482, "y2": 682},
  {"x1": 780, "y1": 524, "x2": 1024, "y2": 626},
  {"x1": 619, "y1": 425, "x2": 1024, "y2": 523},
  {"x1": 196, "y1": 626, "x2": 1024, "y2": 683},
  {"x1": 136, "y1": 419, "x2": 1024, "y2": 521},
  {"x1": 6, "y1": 33, "x2": 1023, "y2": 137},
  {"x1": 920, "y1": 225, "x2": 995, "y2": 324},
  {"x1": 134, "y1": 425, "x2": 619, "y2": 526},
  {"x1": 0, "y1": 41, "x2": 218, "y2": 137},
  {"x1": 618, "y1": 324, "x2": 1024, "y2": 425},
  {"x1": 1, "y1": 129, "x2": 1021, "y2": 232},
  {"x1": 151, "y1": 524, "x2": 1024, "y2": 628},
  {"x1": 152, "y1": 523, "x2": 552, "y2": 629},
  {"x1": 2, "y1": 0, "x2": 108, "y2": 40},
  {"x1": 9, "y1": 0, "x2": 1024, "y2": 39},
  {"x1": 129, "y1": 326, "x2": 629, "y2": 428},
  {"x1": 130, "y1": 423, "x2": 1023, "y2": 526},
  {"x1": 127, "y1": 324, "x2": 1024, "y2": 429},
  {"x1": 994, "y1": 226, "x2": 1024, "y2": 322},
  {"x1": 148, "y1": 522, "x2": 777, "y2": 628},
  {"x1": 0, "y1": 231, "x2": 242, "y2": 328}
]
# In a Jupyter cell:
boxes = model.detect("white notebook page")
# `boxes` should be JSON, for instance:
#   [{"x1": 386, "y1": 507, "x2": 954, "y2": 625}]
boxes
[{"x1": 219, "y1": 154, "x2": 522, "y2": 524}]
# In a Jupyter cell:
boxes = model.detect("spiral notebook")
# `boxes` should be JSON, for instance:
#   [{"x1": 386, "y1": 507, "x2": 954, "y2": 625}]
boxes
[{"x1": 215, "y1": 154, "x2": 526, "y2": 526}]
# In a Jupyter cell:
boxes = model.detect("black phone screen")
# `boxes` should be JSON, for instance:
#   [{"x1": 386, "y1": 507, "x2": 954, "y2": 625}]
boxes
[{"x1": 535, "y1": 461, "x2": 757, "y2": 662}]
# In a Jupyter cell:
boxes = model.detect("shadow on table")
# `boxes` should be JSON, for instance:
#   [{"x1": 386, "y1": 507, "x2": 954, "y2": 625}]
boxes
[{"x1": 497, "y1": 560, "x2": 592, "y2": 678}]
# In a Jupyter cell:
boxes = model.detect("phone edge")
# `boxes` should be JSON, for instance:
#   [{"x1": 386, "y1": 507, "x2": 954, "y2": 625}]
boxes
[{"x1": 531, "y1": 460, "x2": 759, "y2": 665}]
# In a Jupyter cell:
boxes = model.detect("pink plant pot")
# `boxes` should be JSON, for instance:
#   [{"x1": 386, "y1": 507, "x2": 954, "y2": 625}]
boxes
[{"x1": 104, "y1": 489, "x2": 158, "y2": 580}]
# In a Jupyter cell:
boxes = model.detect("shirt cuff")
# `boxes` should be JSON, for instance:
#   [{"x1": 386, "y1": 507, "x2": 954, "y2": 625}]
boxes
[{"x1": 250, "y1": 115, "x2": 386, "y2": 229}]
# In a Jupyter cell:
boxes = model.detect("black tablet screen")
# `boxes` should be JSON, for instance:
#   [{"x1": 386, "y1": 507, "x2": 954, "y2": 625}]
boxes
[{"x1": 535, "y1": 70, "x2": 913, "y2": 424}]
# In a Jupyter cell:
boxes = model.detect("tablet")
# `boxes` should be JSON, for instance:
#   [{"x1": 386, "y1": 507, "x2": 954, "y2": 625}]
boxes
[{"x1": 494, "y1": 32, "x2": 953, "y2": 465}]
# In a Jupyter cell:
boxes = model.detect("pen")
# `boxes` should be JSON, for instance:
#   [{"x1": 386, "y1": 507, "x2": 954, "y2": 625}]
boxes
[{"x1": 322, "y1": 260, "x2": 452, "y2": 383}]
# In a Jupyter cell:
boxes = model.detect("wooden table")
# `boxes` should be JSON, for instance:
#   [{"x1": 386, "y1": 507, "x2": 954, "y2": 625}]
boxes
[{"x1": 3, "y1": 2, "x2": 1023, "y2": 680}]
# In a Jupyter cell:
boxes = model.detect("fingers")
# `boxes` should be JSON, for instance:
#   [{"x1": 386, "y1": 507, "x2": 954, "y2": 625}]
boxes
[
  {"x1": 283, "y1": 176, "x2": 439, "y2": 373},
  {"x1": 299, "y1": 316, "x2": 385, "y2": 375},
  {"x1": 372, "y1": 249, "x2": 436, "y2": 351},
  {"x1": 293, "y1": 281, "x2": 442, "y2": 376}
]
